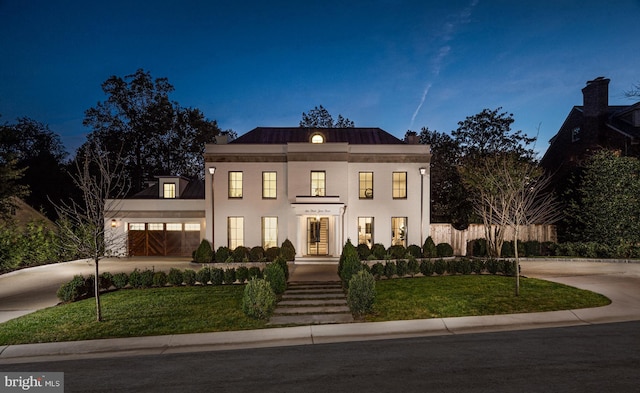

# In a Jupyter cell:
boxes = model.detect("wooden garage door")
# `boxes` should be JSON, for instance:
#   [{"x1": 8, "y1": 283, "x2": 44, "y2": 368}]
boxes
[{"x1": 128, "y1": 223, "x2": 200, "y2": 257}]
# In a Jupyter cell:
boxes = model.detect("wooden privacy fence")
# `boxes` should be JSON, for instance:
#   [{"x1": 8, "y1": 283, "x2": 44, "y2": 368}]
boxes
[{"x1": 430, "y1": 224, "x2": 557, "y2": 256}]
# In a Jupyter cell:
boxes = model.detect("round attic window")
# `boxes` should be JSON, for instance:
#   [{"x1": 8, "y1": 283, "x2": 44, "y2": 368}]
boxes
[{"x1": 311, "y1": 134, "x2": 325, "y2": 143}]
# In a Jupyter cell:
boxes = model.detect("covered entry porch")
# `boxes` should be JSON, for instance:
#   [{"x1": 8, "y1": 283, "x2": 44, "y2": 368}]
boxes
[{"x1": 291, "y1": 197, "x2": 346, "y2": 258}]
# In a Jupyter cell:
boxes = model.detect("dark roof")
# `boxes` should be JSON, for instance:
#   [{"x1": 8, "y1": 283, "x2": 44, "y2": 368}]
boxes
[
  {"x1": 129, "y1": 179, "x2": 204, "y2": 199},
  {"x1": 230, "y1": 127, "x2": 405, "y2": 145}
]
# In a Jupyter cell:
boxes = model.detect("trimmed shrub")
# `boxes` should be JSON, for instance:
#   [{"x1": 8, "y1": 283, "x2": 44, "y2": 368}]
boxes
[
  {"x1": 128, "y1": 269, "x2": 143, "y2": 288},
  {"x1": 211, "y1": 268, "x2": 224, "y2": 285},
  {"x1": 196, "y1": 267, "x2": 211, "y2": 285},
  {"x1": 57, "y1": 275, "x2": 87, "y2": 302},
  {"x1": 471, "y1": 259, "x2": 485, "y2": 275},
  {"x1": 407, "y1": 244, "x2": 422, "y2": 258},
  {"x1": 194, "y1": 239, "x2": 214, "y2": 263},
  {"x1": 339, "y1": 240, "x2": 364, "y2": 288},
  {"x1": 395, "y1": 259, "x2": 408, "y2": 278},
  {"x1": 436, "y1": 243, "x2": 454, "y2": 257},
  {"x1": 84, "y1": 275, "x2": 96, "y2": 296},
  {"x1": 501, "y1": 260, "x2": 517, "y2": 276},
  {"x1": 152, "y1": 271, "x2": 168, "y2": 287},
  {"x1": 273, "y1": 256, "x2": 289, "y2": 280},
  {"x1": 215, "y1": 246, "x2": 231, "y2": 263},
  {"x1": 407, "y1": 256, "x2": 420, "y2": 277},
  {"x1": 357, "y1": 243, "x2": 371, "y2": 260},
  {"x1": 236, "y1": 266, "x2": 249, "y2": 284},
  {"x1": 459, "y1": 258, "x2": 472, "y2": 275},
  {"x1": 280, "y1": 239, "x2": 296, "y2": 261},
  {"x1": 242, "y1": 278, "x2": 276, "y2": 320},
  {"x1": 168, "y1": 268, "x2": 184, "y2": 286},
  {"x1": 422, "y1": 236, "x2": 438, "y2": 258},
  {"x1": 433, "y1": 259, "x2": 447, "y2": 275},
  {"x1": 486, "y1": 259, "x2": 499, "y2": 275},
  {"x1": 140, "y1": 269, "x2": 154, "y2": 288},
  {"x1": 371, "y1": 262, "x2": 384, "y2": 279},
  {"x1": 347, "y1": 270, "x2": 376, "y2": 316},
  {"x1": 99, "y1": 272, "x2": 113, "y2": 290},
  {"x1": 264, "y1": 263, "x2": 286, "y2": 294},
  {"x1": 371, "y1": 243, "x2": 386, "y2": 260},
  {"x1": 112, "y1": 272, "x2": 128, "y2": 289},
  {"x1": 223, "y1": 268, "x2": 236, "y2": 284},
  {"x1": 249, "y1": 246, "x2": 265, "y2": 262},
  {"x1": 501, "y1": 241, "x2": 515, "y2": 258},
  {"x1": 265, "y1": 247, "x2": 280, "y2": 261},
  {"x1": 383, "y1": 260, "x2": 396, "y2": 279},
  {"x1": 232, "y1": 246, "x2": 249, "y2": 262},
  {"x1": 183, "y1": 269, "x2": 197, "y2": 286},
  {"x1": 446, "y1": 260, "x2": 458, "y2": 275},
  {"x1": 248, "y1": 266, "x2": 262, "y2": 279},
  {"x1": 470, "y1": 239, "x2": 488, "y2": 257},
  {"x1": 420, "y1": 259, "x2": 434, "y2": 276},
  {"x1": 388, "y1": 244, "x2": 406, "y2": 260}
]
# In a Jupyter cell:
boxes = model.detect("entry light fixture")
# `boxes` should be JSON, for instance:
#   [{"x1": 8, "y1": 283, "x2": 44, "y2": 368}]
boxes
[
  {"x1": 111, "y1": 219, "x2": 117, "y2": 228},
  {"x1": 419, "y1": 167, "x2": 427, "y2": 176},
  {"x1": 208, "y1": 167, "x2": 216, "y2": 175}
]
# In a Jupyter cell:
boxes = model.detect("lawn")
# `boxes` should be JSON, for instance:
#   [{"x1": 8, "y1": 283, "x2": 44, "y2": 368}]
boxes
[
  {"x1": 365, "y1": 275, "x2": 611, "y2": 322},
  {"x1": 0, "y1": 276, "x2": 611, "y2": 345}
]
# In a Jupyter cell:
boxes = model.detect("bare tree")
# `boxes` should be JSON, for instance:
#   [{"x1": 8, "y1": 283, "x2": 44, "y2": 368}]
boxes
[
  {"x1": 481, "y1": 154, "x2": 563, "y2": 295},
  {"x1": 54, "y1": 142, "x2": 129, "y2": 321},
  {"x1": 624, "y1": 82, "x2": 640, "y2": 99}
]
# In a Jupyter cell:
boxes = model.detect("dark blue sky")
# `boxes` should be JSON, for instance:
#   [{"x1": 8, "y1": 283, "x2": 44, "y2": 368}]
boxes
[{"x1": 2, "y1": 0, "x2": 639, "y2": 156}]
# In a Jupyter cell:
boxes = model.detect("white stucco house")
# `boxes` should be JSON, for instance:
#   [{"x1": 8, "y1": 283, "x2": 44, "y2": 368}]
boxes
[{"x1": 106, "y1": 127, "x2": 431, "y2": 259}]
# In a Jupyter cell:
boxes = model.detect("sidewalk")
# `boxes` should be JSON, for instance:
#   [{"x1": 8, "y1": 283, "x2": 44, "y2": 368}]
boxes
[{"x1": 1, "y1": 259, "x2": 640, "y2": 364}]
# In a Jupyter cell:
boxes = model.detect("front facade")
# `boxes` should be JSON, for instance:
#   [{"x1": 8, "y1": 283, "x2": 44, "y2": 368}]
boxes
[
  {"x1": 106, "y1": 127, "x2": 430, "y2": 259},
  {"x1": 204, "y1": 128, "x2": 431, "y2": 258}
]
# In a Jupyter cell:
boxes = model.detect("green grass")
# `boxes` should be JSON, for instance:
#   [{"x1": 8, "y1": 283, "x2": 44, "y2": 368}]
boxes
[
  {"x1": 0, "y1": 285, "x2": 267, "y2": 345},
  {"x1": 364, "y1": 275, "x2": 611, "y2": 322},
  {"x1": 0, "y1": 276, "x2": 611, "y2": 345}
]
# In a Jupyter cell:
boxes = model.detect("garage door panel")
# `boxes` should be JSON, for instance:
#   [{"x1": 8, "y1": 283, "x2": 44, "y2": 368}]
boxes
[
  {"x1": 147, "y1": 230, "x2": 165, "y2": 256},
  {"x1": 128, "y1": 230, "x2": 147, "y2": 256},
  {"x1": 165, "y1": 231, "x2": 183, "y2": 256}
]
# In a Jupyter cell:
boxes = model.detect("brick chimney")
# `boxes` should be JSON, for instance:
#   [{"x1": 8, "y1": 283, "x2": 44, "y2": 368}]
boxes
[{"x1": 582, "y1": 77, "x2": 610, "y2": 118}]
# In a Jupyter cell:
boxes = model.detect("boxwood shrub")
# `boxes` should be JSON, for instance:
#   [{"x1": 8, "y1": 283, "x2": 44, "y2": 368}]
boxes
[
  {"x1": 167, "y1": 268, "x2": 184, "y2": 286},
  {"x1": 383, "y1": 260, "x2": 396, "y2": 279},
  {"x1": 436, "y1": 243, "x2": 454, "y2": 257},
  {"x1": 215, "y1": 246, "x2": 231, "y2": 263},
  {"x1": 223, "y1": 268, "x2": 236, "y2": 284},
  {"x1": 407, "y1": 256, "x2": 420, "y2": 277},
  {"x1": 433, "y1": 259, "x2": 447, "y2": 275},
  {"x1": 211, "y1": 268, "x2": 224, "y2": 285},
  {"x1": 196, "y1": 267, "x2": 211, "y2": 285},
  {"x1": 183, "y1": 269, "x2": 197, "y2": 286},
  {"x1": 264, "y1": 263, "x2": 286, "y2": 294},
  {"x1": 112, "y1": 272, "x2": 128, "y2": 289},
  {"x1": 395, "y1": 259, "x2": 408, "y2": 278},
  {"x1": 242, "y1": 278, "x2": 276, "y2": 320},
  {"x1": 236, "y1": 266, "x2": 249, "y2": 284},
  {"x1": 371, "y1": 262, "x2": 384, "y2": 279},
  {"x1": 420, "y1": 259, "x2": 434, "y2": 276},
  {"x1": 152, "y1": 271, "x2": 168, "y2": 287},
  {"x1": 248, "y1": 266, "x2": 262, "y2": 279},
  {"x1": 357, "y1": 243, "x2": 371, "y2": 260}
]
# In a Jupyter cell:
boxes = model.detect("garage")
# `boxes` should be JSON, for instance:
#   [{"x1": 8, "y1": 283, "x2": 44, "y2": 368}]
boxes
[{"x1": 128, "y1": 223, "x2": 201, "y2": 257}]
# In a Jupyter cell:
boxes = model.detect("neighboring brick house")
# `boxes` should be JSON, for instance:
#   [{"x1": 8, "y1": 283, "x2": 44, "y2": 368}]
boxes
[
  {"x1": 107, "y1": 127, "x2": 431, "y2": 259},
  {"x1": 540, "y1": 77, "x2": 640, "y2": 183}
]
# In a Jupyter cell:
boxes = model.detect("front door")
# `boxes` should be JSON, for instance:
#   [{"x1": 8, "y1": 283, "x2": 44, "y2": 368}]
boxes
[{"x1": 307, "y1": 217, "x2": 329, "y2": 256}]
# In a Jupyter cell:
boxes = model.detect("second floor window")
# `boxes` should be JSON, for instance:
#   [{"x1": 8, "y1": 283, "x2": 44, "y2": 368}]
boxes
[
  {"x1": 359, "y1": 172, "x2": 373, "y2": 199},
  {"x1": 392, "y1": 172, "x2": 407, "y2": 199},
  {"x1": 229, "y1": 171, "x2": 243, "y2": 198},
  {"x1": 311, "y1": 171, "x2": 326, "y2": 196},
  {"x1": 263, "y1": 172, "x2": 277, "y2": 199},
  {"x1": 163, "y1": 183, "x2": 176, "y2": 199}
]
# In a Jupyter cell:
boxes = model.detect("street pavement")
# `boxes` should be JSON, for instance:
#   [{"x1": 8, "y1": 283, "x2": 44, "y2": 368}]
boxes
[{"x1": 1, "y1": 257, "x2": 639, "y2": 364}]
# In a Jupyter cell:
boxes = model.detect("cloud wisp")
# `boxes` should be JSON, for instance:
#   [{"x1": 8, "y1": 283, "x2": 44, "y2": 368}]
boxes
[{"x1": 409, "y1": 0, "x2": 479, "y2": 129}]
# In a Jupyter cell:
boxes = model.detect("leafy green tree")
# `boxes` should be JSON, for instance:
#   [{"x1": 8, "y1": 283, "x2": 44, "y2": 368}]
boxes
[
  {"x1": 410, "y1": 127, "x2": 471, "y2": 228},
  {"x1": 565, "y1": 150, "x2": 640, "y2": 247},
  {"x1": 299, "y1": 105, "x2": 355, "y2": 128},
  {"x1": 454, "y1": 108, "x2": 537, "y2": 257},
  {"x1": 83, "y1": 69, "x2": 222, "y2": 194}
]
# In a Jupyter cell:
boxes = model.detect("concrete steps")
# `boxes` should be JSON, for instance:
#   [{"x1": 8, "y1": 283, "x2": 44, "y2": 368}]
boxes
[{"x1": 268, "y1": 281, "x2": 354, "y2": 326}]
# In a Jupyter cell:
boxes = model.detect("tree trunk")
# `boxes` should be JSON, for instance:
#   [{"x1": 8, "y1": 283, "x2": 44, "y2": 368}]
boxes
[
  {"x1": 514, "y1": 226, "x2": 520, "y2": 297},
  {"x1": 94, "y1": 257, "x2": 102, "y2": 322}
]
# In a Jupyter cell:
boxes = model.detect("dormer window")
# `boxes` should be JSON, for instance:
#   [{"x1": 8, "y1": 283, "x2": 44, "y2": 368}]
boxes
[
  {"x1": 163, "y1": 183, "x2": 176, "y2": 199},
  {"x1": 311, "y1": 133, "x2": 325, "y2": 143}
]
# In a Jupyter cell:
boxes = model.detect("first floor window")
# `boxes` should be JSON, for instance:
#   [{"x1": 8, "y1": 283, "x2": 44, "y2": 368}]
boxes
[
  {"x1": 228, "y1": 217, "x2": 244, "y2": 249},
  {"x1": 391, "y1": 217, "x2": 407, "y2": 247},
  {"x1": 358, "y1": 217, "x2": 374, "y2": 246},
  {"x1": 262, "y1": 217, "x2": 278, "y2": 249}
]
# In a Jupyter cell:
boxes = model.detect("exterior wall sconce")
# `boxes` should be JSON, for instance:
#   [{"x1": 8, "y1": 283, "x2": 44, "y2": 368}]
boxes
[
  {"x1": 208, "y1": 167, "x2": 216, "y2": 175},
  {"x1": 111, "y1": 219, "x2": 117, "y2": 228}
]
